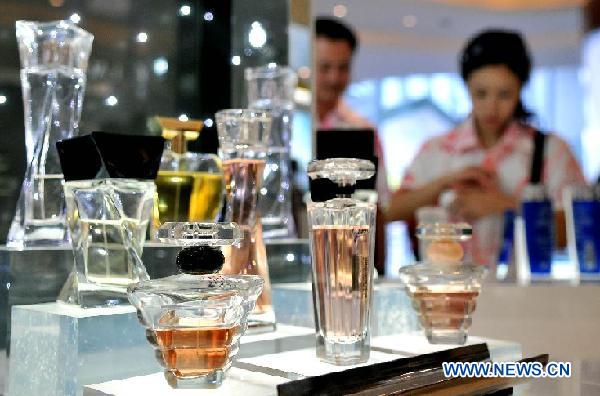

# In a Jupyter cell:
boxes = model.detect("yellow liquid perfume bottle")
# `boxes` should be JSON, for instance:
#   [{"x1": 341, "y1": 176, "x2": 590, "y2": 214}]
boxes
[{"x1": 153, "y1": 117, "x2": 224, "y2": 228}]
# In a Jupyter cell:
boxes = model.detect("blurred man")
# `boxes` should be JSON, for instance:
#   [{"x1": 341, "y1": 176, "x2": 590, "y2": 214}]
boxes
[{"x1": 316, "y1": 18, "x2": 373, "y2": 129}]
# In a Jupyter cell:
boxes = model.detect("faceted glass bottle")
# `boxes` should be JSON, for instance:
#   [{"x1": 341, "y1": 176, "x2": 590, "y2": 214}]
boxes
[
  {"x1": 129, "y1": 222, "x2": 264, "y2": 388},
  {"x1": 400, "y1": 223, "x2": 487, "y2": 345},
  {"x1": 154, "y1": 117, "x2": 224, "y2": 227},
  {"x1": 307, "y1": 158, "x2": 377, "y2": 365},
  {"x1": 59, "y1": 179, "x2": 155, "y2": 307},
  {"x1": 245, "y1": 65, "x2": 297, "y2": 238},
  {"x1": 9, "y1": 20, "x2": 94, "y2": 247},
  {"x1": 215, "y1": 109, "x2": 276, "y2": 330}
]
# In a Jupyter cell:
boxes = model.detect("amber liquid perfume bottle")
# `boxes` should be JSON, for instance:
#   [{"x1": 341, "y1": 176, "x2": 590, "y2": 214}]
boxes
[
  {"x1": 154, "y1": 117, "x2": 223, "y2": 227},
  {"x1": 307, "y1": 158, "x2": 377, "y2": 365},
  {"x1": 215, "y1": 109, "x2": 276, "y2": 330},
  {"x1": 129, "y1": 222, "x2": 263, "y2": 388},
  {"x1": 399, "y1": 223, "x2": 487, "y2": 344}
]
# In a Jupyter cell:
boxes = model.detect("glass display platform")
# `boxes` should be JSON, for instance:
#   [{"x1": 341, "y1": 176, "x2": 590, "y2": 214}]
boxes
[
  {"x1": 6, "y1": 302, "x2": 316, "y2": 396},
  {"x1": 0, "y1": 240, "x2": 310, "y2": 348},
  {"x1": 7, "y1": 301, "x2": 521, "y2": 396},
  {"x1": 82, "y1": 330, "x2": 521, "y2": 395}
]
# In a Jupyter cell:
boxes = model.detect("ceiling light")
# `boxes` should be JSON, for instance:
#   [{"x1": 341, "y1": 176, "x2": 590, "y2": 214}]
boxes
[
  {"x1": 333, "y1": 4, "x2": 347, "y2": 18},
  {"x1": 69, "y1": 13, "x2": 81, "y2": 24},
  {"x1": 105, "y1": 96, "x2": 118, "y2": 106},
  {"x1": 136, "y1": 32, "x2": 148, "y2": 43},
  {"x1": 248, "y1": 21, "x2": 267, "y2": 48},
  {"x1": 179, "y1": 5, "x2": 191, "y2": 16},
  {"x1": 403, "y1": 15, "x2": 417, "y2": 28}
]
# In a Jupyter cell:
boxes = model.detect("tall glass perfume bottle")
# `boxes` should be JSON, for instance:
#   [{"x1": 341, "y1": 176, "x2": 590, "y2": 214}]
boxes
[
  {"x1": 245, "y1": 65, "x2": 297, "y2": 239},
  {"x1": 307, "y1": 158, "x2": 377, "y2": 365},
  {"x1": 129, "y1": 222, "x2": 264, "y2": 388},
  {"x1": 8, "y1": 20, "x2": 94, "y2": 247},
  {"x1": 154, "y1": 117, "x2": 224, "y2": 225},
  {"x1": 215, "y1": 109, "x2": 276, "y2": 330}
]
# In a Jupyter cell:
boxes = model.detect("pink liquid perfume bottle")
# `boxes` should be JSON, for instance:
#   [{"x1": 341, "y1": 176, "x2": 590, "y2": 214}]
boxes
[{"x1": 307, "y1": 158, "x2": 377, "y2": 365}]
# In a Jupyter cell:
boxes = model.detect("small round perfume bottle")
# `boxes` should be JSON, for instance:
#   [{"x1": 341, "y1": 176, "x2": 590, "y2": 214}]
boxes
[
  {"x1": 400, "y1": 223, "x2": 487, "y2": 345},
  {"x1": 128, "y1": 222, "x2": 263, "y2": 388}
]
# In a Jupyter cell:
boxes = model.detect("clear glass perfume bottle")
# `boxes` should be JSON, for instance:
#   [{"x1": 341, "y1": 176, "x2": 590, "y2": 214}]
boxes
[
  {"x1": 8, "y1": 20, "x2": 94, "y2": 247},
  {"x1": 215, "y1": 109, "x2": 276, "y2": 330},
  {"x1": 245, "y1": 65, "x2": 297, "y2": 239},
  {"x1": 307, "y1": 158, "x2": 377, "y2": 365},
  {"x1": 399, "y1": 223, "x2": 487, "y2": 345},
  {"x1": 128, "y1": 222, "x2": 264, "y2": 388},
  {"x1": 154, "y1": 117, "x2": 224, "y2": 225},
  {"x1": 60, "y1": 179, "x2": 155, "y2": 307}
]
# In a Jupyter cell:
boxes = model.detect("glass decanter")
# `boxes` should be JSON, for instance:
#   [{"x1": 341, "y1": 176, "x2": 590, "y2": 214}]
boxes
[
  {"x1": 154, "y1": 117, "x2": 224, "y2": 225},
  {"x1": 307, "y1": 158, "x2": 377, "y2": 365},
  {"x1": 245, "y1": 65, "x2": 297, "y2": 238},
  {"x1": 399, "y1": 223, "x2": 487, "y2": 345},
  {"x1": 128, "y1": 222, "x2": 264, "y2": 388},
  {"x1": 8, "y1": 20, "x2": 94, "y2": 247},
  {"x1": 215, "y1": 109, "x2": 276, "y2": 330}
]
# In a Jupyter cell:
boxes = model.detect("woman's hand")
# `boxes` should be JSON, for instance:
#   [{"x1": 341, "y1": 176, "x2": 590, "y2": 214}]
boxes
[
  {"x1": 439, "y1": 166, "x2": 497, "y2": 191},
  {"x1": 449, "y1": 186, "x2": 517, "y2": 222}
]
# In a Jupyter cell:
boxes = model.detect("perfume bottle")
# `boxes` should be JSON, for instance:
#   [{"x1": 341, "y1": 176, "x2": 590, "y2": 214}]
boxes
[
  {"x1": 8, "y1": 20, "x2": 93, "y2": 247},
  {"x1": 245, "y1": 65, "x2": 297, "y2": 239},
  {"x1": 399, "y1": 223, "x2": 487, "y2": 345},
  {"x1": 128, "y1": 222, "x2": 264, "y2": 388},
  {"x1": 154, "y1": 117, "x2": 224, "y2": 225},
  {"x1": 215, "y1": 109, "x2": 276, "y2": 330},
  {"x1": 307, "y1": 158, "x2": 377, "y2": 365},
  {"x1": 564, "y1": 185, "x2": 600, "y2": 280},
  {"x1": 56, "y1": 132, "x2": 163, "y2": 307}
]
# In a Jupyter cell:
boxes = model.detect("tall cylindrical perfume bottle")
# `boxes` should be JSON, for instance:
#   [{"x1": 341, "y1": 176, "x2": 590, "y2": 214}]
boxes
[
  {"x1": 245, "y1": 65, "x2": 297, "y2": 239},
  {"x1": 8, "y1": 20, "x2": 94, "y2": 247},
  {"x1": 215, "y1": 109, "x2": 276, "y2": 330},
  {"x1": 307, "y1": 158, "x2": 376, "y2": 365}
]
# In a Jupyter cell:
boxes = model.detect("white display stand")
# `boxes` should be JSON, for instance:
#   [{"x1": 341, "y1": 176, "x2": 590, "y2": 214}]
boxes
[
  {"x1": 7, "y1": 303, "x2": 159, "y2": 396},
  {"x1": 83, "y1": 327, "x2": 522, "y2": 395}
]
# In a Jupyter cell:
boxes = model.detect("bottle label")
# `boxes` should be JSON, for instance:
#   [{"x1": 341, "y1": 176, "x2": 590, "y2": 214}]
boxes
[
  {"x1": 522, "y1": 201, "x2": 553, "y2": 274},
  {"x1": 572, "y1": 200, "x2": 600, "y2": 273}
]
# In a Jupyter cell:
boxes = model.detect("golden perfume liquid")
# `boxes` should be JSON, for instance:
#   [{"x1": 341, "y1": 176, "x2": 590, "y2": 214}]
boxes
[{"x1": 155, "y1": 171, "x2": 223, "y2": 223}]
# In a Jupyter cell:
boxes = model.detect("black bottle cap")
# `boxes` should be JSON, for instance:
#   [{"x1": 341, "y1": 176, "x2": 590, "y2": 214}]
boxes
[
  {"x1": 175, "y1": 246, "x2": 225, "y2": 275},
  {"x1": 309, "y1": 178, "x2": 356, "y2": 202},
  {"x1": 55, "y1": 135, "x2": 102, "y2": 182},
  {"x1": 56, "y1": 132, "x2": 165, "y2": 181}
]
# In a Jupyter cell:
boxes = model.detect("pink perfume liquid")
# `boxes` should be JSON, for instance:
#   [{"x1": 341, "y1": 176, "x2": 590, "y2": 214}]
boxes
[
  {"x1": 410, "y1": 288, "x2": 479, "y2": 330},
  {"x1": 221, "y1": 159, "x2": 273, "y2": 314},
  {"x1": 311, "y1": 225, "x2": 372, "y2": 364}
]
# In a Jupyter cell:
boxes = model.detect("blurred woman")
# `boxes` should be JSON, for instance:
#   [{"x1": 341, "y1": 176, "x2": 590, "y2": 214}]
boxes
[{"x1": 386, "y1": 29, "x2": 585, "y2": 265}]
